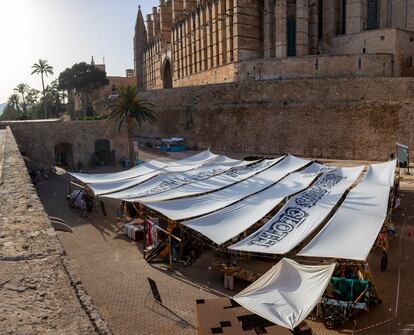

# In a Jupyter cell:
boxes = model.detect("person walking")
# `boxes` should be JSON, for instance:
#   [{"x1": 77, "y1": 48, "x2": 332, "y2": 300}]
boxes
[{"x1": 80, "y1": 197, "x2": 87, "y2": 218}]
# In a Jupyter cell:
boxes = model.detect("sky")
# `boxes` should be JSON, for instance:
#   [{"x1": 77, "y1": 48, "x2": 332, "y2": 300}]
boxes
[{"x1": 0, "y1": 0, "x2": 158, "y2": 103}]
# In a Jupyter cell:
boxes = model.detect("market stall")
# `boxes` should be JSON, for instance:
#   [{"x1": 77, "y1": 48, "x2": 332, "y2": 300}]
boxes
[{"x1": 71, "y1": 151, "x2": 399, "y2": 332}]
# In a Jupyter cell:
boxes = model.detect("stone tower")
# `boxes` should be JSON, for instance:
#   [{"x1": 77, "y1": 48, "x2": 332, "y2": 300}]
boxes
[{"x1": 134, "y1": 6, "x2": 148, "y2": 91}]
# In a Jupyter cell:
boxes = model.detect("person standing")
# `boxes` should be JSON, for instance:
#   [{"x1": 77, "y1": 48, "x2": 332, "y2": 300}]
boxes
[
  {"x1": 80, "y1": 197, "x2": 87, "y2": 218},
  {"x1": 224, "y1": 265, "x2": 235, "y2": 291}
]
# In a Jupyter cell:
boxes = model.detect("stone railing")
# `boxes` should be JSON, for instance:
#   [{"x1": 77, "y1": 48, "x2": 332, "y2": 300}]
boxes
[{"x1": 0, "y1": 127, "x2": 111, "y2": 334}]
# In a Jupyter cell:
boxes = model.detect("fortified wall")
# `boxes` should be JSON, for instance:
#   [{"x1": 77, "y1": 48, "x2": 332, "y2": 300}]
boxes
[
  {"x1": 0, "y1": 128, "x2": 110, "y2": 334},
  {"x1": 136, "y1": 77, "x2": 414, "y2": 161},
  {"x1": 0, "y1": 120, "x2": 129, "y2": 170}
]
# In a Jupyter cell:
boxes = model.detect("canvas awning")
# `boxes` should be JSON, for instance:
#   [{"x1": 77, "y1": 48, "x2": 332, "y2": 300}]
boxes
[
  {"x1": 69, "y1": 160, "x2": 166, "y2": 184},
  {"x1": 233, "y1": 258, "x2": 336, "y2": 330},
  {"x1": 69, "y1": 149, "x2": 219, "y2": 184},
  {"x1": 181, "y1": 163, "x2": 324, "y2": 245},
  {"x1": 298, "y1": 161, "x2": 395, "y2": 261},
  {"x1": 87, "y1": 155, "x2": 244, "y2": 196},
  {"x1": 361, "y1": 160, "x2": 396, "y2": 187},
  {"x1": 110, "y1": 157, "x2": 284, "y2": 203},
  {"x1": 229, "y1": 166, "x2": 364, "y2": 255},
  {"x1": 298, "y1": 185, "x2": 390, "y2": 261},
  {"x1": 142, "y1": 155, "x2": 310, "y2": 220}
]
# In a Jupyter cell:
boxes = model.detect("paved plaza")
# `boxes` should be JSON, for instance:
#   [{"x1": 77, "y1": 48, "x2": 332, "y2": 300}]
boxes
[{"x1": 36, "y1": 153, "x2": 414, "y2": 335}]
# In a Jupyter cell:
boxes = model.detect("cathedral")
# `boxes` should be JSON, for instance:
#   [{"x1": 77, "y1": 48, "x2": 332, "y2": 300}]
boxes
[{"x1": 134, "y1": 0, "x2": 414, "y2": 91}]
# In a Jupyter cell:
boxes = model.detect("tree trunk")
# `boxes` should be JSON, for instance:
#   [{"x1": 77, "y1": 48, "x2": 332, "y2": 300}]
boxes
[
  {"x1": 127, "y1": 117, "x2": 136, "y2": 166},
  {"x1": 41, "y1": 73, "x2": 47, "y2": 119},
  {"x1": 79, "y1": 93, "x2": 87, "y2": 118},
  {"x1": 21, "y1": 93, "x2": 27, "y2": 113}
]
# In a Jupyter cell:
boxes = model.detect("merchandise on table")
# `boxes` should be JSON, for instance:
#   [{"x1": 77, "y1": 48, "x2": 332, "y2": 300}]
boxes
[{"x1": 123, "y1": 223, "x2": 144, "y2": 241}]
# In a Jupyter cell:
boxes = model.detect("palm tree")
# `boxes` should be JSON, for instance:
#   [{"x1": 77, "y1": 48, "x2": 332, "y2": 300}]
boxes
[
  {"x1": 7, "y1": 94, "x2": 21, "y2": 111},
  {"x1": 6, "y1": 94, "x2": 23, "y2": 120},
  {"x1": 14, "y1": 83, "x2": 30, "y2": 112},
  {"x1": 31, "y1": 59, "x2": 54, "y2": 118},
  {"x1": 105, "y1": 85, "x2": 157, "y2": 165}
]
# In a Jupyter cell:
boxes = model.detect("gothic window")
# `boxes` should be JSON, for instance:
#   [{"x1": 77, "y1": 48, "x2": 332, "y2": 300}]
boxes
[
  {"x1": 287, "y1": 17, "x2": 296, "y2": 57},
  {"x1": 337, "y1": 0, "x2": 347, "y2": 35},
  {"x1": 318, "y1": 0, "x2": 323, "y2": 39},
  {"x1": 367, "y1": 0, "x2": 378, "y2": 30}
]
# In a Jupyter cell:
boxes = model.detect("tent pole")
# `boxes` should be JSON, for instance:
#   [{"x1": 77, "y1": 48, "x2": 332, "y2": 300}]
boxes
[
  {"x1": 67, "y1": 175, "x2": 71, "y2": 195},
  {"x1": 169, "y1": 235, "x2": 173, "y2": 271},
  {"x1": 143, "y1": 219, "x2": 147, "y2": 258}
]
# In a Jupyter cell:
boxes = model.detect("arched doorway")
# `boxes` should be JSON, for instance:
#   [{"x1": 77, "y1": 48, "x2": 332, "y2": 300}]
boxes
[
  {"x1": 55, "y1": 143, "x2": 74, "y2": 168},
  {"x1": 162, "y1": 60, "x2": 173, "y2": 89},
  {"x1": 94, "y1": 139, "x2": 115, "y2": 166}
]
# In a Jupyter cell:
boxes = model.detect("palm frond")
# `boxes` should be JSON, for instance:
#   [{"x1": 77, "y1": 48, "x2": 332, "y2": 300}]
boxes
[{"x1": 31, "y1": 59, "x2": 54, "y2": 76}]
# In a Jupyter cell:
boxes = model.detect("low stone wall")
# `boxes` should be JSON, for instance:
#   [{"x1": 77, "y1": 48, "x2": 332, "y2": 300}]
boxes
[
  {"x1": 0, "y1": 127, "x2": 111, "y2": 334},
  {"x1": 136, "y1": 77, "x2": 414, "y2": 161},
  {"x1": 0, "y1": 119, "x2": 129, "y2": 170}
]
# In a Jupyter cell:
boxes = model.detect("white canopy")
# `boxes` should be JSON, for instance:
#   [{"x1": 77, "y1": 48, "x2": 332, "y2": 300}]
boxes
[
  {"x1": 70, "y1": 161, "x2": 165, "y2": 184},
  {"x1": 113, "y1": 157, "x2": 284, "y2": 203},
  {"x1": 361, "y1": 160, "x2": 396, "y2": 187},
  {"x1": 298, "y1": 184, "x2": 390, "y2": 261},
  {"x1": 168, "y1": 149, "x2": 218, "y2": 165},
  {"x1": 88, "y1": 171, "x2": 160, "y2": 196},
  {"x1": 69, "y1": 149, "x2": 219, "y2": 184},
  {"x1": 161, "y1": 137, "x2": 184, "y2": 143},
  {"x1": 298, "y1": 161, "x2": 394, "y2": 261},
  {"x1": 229, "y1": 166, "x2": 364, "y2": 255},
  {"x1": 181, "y1": 163, "x2": 324, "y2": 245},
  {"x1": 87, "y1": 155, "x2": 243, "y2": 196},
  {"x1": 234, "y1": 258, "x2": 336, "y2": 330},
  {"x1": 100, "y1": 155, "x2": 247, "y2": 198},
  {"x1": 143, "y1": 155, "x2": 310, "y2": 221}
]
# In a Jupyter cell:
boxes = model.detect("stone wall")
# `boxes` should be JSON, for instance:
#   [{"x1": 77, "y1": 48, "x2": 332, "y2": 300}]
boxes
[
  {"x1": 0, "y1": 128, "x2": 111, "y2": 334},
  {"x1": 238, "y1": 54, "x2": 394, "y2": 80},
  {"x1": 136, "y1": 77, "x2": 414, "y2": 161},
  {"x1": 329, "y1": 28, "x2": 414, "y2": 76},
  {"x1": 145, "y1": 52, "x2": 395, "y2": 91},
  {"x1": 0, "y1": 120, "x2": 129, "y2": 170},
  {"x1": 174, "y1": 62, "x2": 237, "y2": 87}
]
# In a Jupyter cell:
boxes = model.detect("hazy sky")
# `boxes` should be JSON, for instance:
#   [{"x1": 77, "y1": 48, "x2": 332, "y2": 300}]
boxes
[{"x1": 0, "y1": 0, "x2": 158, "y2": 103}]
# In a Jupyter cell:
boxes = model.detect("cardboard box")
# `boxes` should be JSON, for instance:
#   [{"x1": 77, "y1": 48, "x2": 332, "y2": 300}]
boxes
[{"x1": 196, "y1": 297, "x2": 294, "y2": 335}]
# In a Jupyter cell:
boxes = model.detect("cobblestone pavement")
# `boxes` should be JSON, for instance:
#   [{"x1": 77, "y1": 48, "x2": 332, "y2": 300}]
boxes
[{"x1": 36, "y1": 161, "x2": 414, "y2": 335}]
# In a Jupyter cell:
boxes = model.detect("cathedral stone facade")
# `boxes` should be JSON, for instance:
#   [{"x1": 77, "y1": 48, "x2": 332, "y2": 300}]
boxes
[{"x1": 134, "y1": 0, "x2": 414, "y2": 91}]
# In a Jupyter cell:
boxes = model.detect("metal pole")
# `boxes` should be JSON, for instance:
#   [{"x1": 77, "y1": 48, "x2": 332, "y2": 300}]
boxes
[{"x1": 407, "y1": 149, "x2": 410, "y2": 175}]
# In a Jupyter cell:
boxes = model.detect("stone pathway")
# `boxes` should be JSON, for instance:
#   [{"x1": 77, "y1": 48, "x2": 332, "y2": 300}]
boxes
[{"x1": 37, "y1": 174, "x2": 220, "y2": 335}]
